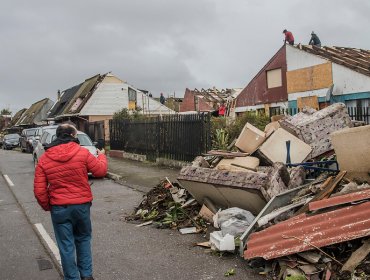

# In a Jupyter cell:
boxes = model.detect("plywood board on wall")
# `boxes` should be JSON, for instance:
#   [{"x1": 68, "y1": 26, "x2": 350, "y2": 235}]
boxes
[
  {"x1": 287, "y1": 62, "x2": 332, "y2": 93},
  {"x1": 297, "y1": 96, "x2": 319, "y2": 110}
]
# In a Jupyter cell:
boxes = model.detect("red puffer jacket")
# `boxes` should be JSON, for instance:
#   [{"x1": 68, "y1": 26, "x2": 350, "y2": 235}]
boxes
[{"x1": 34, "y1": 142, "x2": 107, "y2": 211}]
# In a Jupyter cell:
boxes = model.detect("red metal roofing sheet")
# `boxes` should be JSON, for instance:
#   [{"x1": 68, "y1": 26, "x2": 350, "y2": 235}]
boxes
[
  {"x1": 244, "y1": 201, "x2": 370, "y2": 260},
  {"x1": 309, "y1": 189, "x2": 370, "y2": 211}
]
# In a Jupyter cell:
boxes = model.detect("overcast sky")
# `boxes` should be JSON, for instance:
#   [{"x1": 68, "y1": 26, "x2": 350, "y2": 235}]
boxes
[{"x1": 1, "y1": 0, "x2": 369, "y2": 114}]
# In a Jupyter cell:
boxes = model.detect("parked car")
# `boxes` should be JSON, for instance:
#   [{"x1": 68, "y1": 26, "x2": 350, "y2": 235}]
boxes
[
  {"x1": 20, "y1": 128, "x2": 38, "y2": 153},
  {"x1": 32, "y1": 125, "x2": 58, "y2": 149},
  {"x1": 0, "y1": 132, "x2": 4, "y2": 147},
  {"x1": 33, "y1": 128, "x2": 98, "y2": 166},
  {"x1": 2, "y1": 133, "x2": 21, "y2": 150}
]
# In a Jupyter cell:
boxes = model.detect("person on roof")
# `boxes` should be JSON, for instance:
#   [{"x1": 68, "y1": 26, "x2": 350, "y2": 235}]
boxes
[
  {"x1": 283, "y1": 29, "x2": 294, "y2": 45},
  {"x1": 160, "y1": 93, "x2": 166, "y2": 104},
  {"x1": 309, "y1": 31, "x2": 321, "y2": 47}
]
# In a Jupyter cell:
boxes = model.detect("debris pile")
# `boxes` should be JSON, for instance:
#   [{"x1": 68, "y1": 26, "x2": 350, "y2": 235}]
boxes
[
  {"x1": 176, "y1": 103, "x2": 370, "y2": 279},
  {"x1": 125, "y1": 179, "x2": 205, "y2": 230},
  {"x1": 127, "y1": 103, "x2": 370, "y2": 279}
]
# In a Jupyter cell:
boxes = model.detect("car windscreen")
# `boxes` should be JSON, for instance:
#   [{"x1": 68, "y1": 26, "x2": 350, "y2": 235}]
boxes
[
  {"x1": 77, "y1": 134, "x2": 93, "y2": 146},
  {"x1": 5, "y1": 134, "x2": 20, "y2": 139}
]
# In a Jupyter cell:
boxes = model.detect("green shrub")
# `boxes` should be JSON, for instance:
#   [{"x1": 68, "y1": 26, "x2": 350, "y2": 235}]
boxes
[{"x1": 210, "y1": 112, "x2": 270, "y2": 149}]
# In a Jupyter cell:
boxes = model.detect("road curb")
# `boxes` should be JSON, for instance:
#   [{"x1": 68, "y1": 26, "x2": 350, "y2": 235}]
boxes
[
  {"x1": 1, "y1": 174, "x2": 63, "y2": 278},
  {"x1": 105, "y1": 172, "x2": 146, "y2": 193}
]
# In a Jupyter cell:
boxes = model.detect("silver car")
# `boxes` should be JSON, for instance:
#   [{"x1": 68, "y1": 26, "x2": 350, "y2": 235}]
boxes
[{"x1": 33, "y1": 128, "x2": 98, "y2": 166}]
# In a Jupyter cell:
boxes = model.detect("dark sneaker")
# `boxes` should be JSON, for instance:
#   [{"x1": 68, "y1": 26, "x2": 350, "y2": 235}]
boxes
[{"x1": 81, "y1": 277, "x2": 94, "y2": 280}]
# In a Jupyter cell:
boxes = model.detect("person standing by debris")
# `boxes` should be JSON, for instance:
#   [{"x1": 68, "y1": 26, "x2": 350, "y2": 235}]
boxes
[
  {"x1": 160, "y1": 92, "x2": 166, "y2": 104},
  {"x1": 218, "y1": 102, "x2": 226, "y2": 117},
  {"x1": 283, "y1": 29, "x2": 294, "y2": 45},
  {"x1": 149, "y1": 92, "x2": 153, "y2": 97},
  {"x1": 309, "y1": 31, "x2": 321, "y2": 47},
  {"x1": 34, "y1": 123, "x2": 107, "y2": 280}
]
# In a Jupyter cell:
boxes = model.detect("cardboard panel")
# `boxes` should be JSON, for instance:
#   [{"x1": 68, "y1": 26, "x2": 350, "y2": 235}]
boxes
[
  {"x1": 287, "y1": 62, "x2": 333, "y2": 93},
  {"x1": 259, "y1": 128, "x2": 312, "y2": 164},
  {"x1": 235, "y1": 123, "x2": 266, "y2": 154},
  {"x1": 297, "y1": 96, "x2": 319, "y2": 110},
  {"x1": 331, "y1": 125, "x2": 370, "y2": 182}
]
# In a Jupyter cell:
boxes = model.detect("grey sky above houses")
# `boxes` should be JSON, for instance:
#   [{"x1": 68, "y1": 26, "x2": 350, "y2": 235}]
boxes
[{"x1": 1, "y1": 0, "x2": 369, "y2": 114}]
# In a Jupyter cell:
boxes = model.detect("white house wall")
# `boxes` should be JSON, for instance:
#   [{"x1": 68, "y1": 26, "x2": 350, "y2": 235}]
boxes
[
  {"x1": 80, "y1": 82, "x2": 175, "y2": 116},
  {"x1": 80, "y1": 83, "x2": 129, "y2": 115},
  {"x1": 332, "y1": 63, "x2": 370, "y2": 96},
  {"x1": 286, "y1": 45, "x2": 328, "y2": 71},
  {"x1": 136, "y1": 92, "x2": 175, "y2": 115},
  {"x1": 287, "y1": 88, "x2": 328, "y2": 101}
]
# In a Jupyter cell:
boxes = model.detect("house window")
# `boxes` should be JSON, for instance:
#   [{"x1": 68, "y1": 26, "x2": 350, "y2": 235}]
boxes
[
  {"x1": 128, "y1": 87, "x2": 137, "y2": 101},
  {"x1": 267, "y1": 68, "x2": 282, "y2": 89}
]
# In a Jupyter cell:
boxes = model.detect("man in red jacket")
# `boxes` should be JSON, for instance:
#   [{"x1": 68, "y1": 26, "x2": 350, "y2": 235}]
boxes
[
  {"x1": 34, "y1": 123, "x2": 107, "y2": 280},
  {"x1": 283, "y1": 29, "x2": 294, "y2": 45}
]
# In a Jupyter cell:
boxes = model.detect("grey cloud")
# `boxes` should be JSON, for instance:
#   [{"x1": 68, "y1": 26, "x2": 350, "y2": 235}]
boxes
[{"x1": 0, "y1": 0, "x2": 369, "y2": 114}]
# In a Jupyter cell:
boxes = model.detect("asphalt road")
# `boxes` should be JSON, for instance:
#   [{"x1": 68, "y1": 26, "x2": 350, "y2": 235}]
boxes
[{"x1": 0, "y1": 149, "x2": 262, "y2": 280}]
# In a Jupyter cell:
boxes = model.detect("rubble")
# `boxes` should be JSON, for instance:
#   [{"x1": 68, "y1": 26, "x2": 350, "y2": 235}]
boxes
[
  {"x1": 279, "y1": 103, "x2": 353, "y2": 159},
  {"x1": 126, "y1": 103, "x2": 369, "y2": 280}
]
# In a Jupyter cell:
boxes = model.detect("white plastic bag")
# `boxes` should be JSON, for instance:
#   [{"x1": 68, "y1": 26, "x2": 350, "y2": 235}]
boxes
[{"x1": 213, "y1": 207, "x2": 255, "y2": 237}]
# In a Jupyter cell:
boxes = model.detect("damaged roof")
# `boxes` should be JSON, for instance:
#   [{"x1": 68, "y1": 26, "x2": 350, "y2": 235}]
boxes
[
  {"x1": 298, "y1": 45, "x2": 370, "y2": 77},
  {"x1": 244, "y1": 190, "x2": 370, "y2": 260},
  {"x1": 10, "y1": 108, "x2": 27, "y2": 126},
  {"x1": 16, "y1": 98, "x2": 53, "y2": 126},
  {"x1": 48, "y1": 74, "x2": 103, "y2": 119},
  {"x1": 191, "y1": 87, "x2": 242, "y2": 103}
]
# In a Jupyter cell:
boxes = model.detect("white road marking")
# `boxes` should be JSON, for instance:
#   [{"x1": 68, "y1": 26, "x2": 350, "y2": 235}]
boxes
[
  {"x1": 3, "y1": 174, "x2": 15, "y2": 187},
  {"x1": 34, "y1": 223, "x2": 61, "y2": 266}
]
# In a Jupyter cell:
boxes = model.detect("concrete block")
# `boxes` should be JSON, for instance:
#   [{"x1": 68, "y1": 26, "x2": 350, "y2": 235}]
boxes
[
  {"x1": 280, "y1": 103, "x2": 353, "y2": 158},
  {"x1": 235, "y1": 123, "x2": 266, "y2": 154},
  {"x1": 215, "y1": 156, "x2": 260, "y2": 172},
  {"x1": 259, "y1": 128, "x2": 312, "y2": 164},
  {"x1": 331, "y1": 125, "x2": 370, "y2": 183}
]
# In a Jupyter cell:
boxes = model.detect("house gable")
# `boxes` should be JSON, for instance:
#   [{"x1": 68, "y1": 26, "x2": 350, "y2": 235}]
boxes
[{"x1": 236, "y1": 45, "x2": 287, "y2": 108}]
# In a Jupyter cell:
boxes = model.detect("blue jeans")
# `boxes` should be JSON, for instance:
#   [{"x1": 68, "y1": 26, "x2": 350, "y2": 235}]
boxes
[{"x1": 51, "y1": 203, "x2": 92, "y2": 280}]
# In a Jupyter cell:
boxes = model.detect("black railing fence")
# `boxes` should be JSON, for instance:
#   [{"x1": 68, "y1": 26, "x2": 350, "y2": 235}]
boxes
[
  {"x1": 109, "y1": 114, "x2": 211, "y2": 162},
  {"x1": 269, "y1": 106, "x2": 369, "y2": 124}
]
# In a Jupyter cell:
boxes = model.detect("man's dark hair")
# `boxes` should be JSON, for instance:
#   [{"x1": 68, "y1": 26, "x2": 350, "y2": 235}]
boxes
[{"x1": 56, "y1": 123, "x2": 77, "y2": 138}]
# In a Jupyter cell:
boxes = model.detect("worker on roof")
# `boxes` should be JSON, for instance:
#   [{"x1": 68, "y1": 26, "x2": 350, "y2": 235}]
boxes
[
  {"x1": 309, "y1": 31, "x2": 321, "y2": 47},
  {"x1": 283, "y1": 29, "x2": 294, "y2": 45}
]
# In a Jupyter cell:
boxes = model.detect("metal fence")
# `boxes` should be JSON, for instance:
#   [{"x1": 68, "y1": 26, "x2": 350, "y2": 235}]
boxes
[
  {"x1": 110, "y1": 114, "x2": 211, "y2": 162},
  {"x1": 80, "y1": 121, "x2": 105, "y2": 148},
  {"x1": 269, "y1": 106, "x2": 370, "y2": 124}
]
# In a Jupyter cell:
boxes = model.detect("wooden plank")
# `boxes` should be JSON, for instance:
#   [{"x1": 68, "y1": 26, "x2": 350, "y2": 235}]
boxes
[
  {"x1": 294, "y1": 172, "x2": 347, "y2": 216},
  {"x1": 341, "y1": 239, "x2": 370, "y2": 272},
  {"x1": 287, "y1": 63, "x2": 333, "y2": 93}
]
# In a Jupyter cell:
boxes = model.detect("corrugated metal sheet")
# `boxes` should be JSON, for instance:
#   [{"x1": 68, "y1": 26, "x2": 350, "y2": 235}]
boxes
[
  {"x1": 309, "y1": 189, "x2": 370, "y2": 211},
  {"x1": 244, "y1": 200, "x2": 370, "y2": 260}
]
